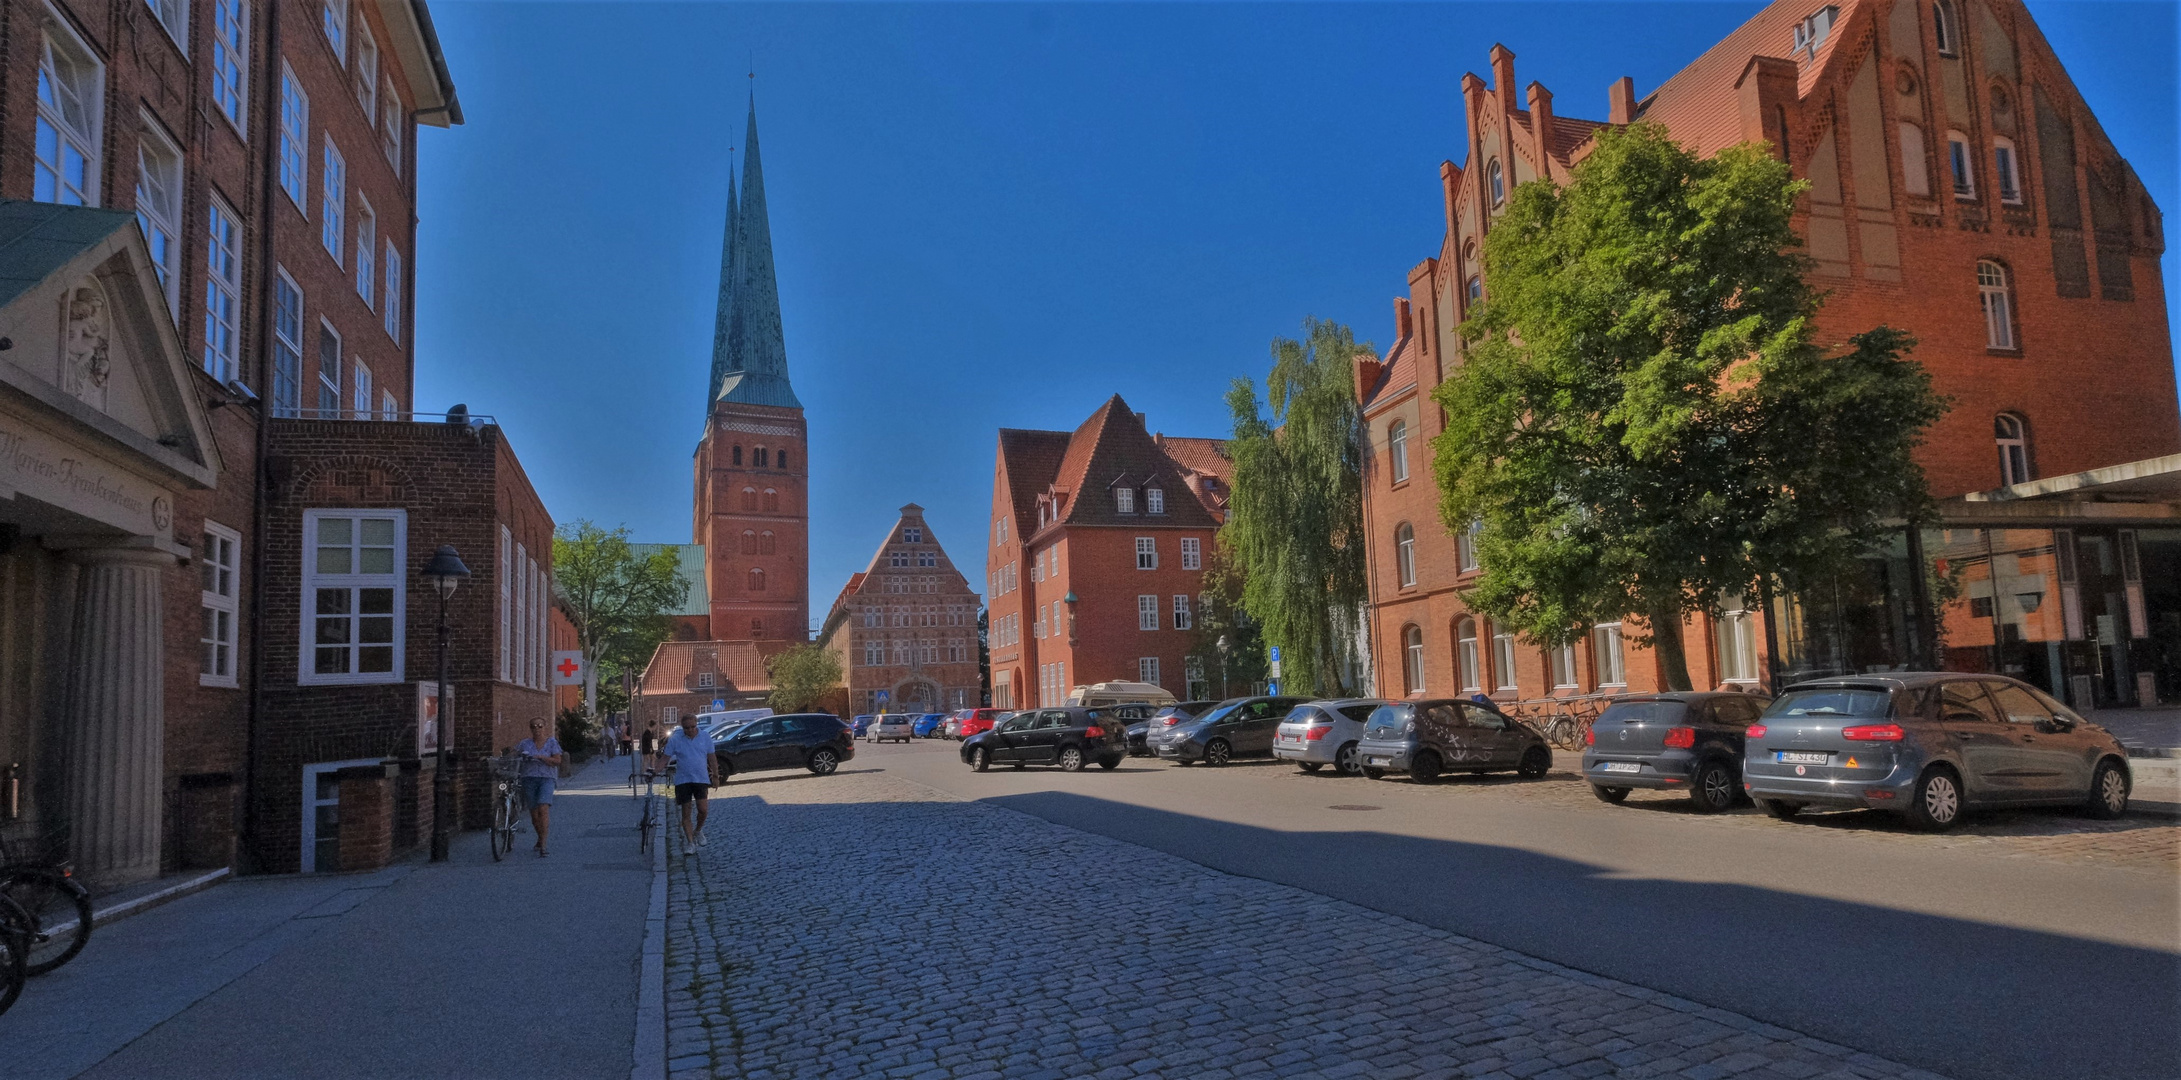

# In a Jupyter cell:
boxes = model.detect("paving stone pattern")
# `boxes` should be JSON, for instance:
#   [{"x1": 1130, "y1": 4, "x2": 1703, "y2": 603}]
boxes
[{"x1": 664, "y1": 770, "x2": 1953, "y2": 1080}]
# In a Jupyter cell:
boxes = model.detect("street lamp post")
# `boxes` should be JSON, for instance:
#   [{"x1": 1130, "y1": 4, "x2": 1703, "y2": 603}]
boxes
[
  {"x1": 421, "y1": 545, "x2": 471, "y2": 863},
  {"x1": 1217, "y1": 635, "x2": 1230, "y2": 699}
]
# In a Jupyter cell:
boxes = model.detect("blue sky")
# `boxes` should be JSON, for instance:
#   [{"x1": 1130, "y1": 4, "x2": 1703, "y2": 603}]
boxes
[{"x1": 413, "y1": 2, "x2": 2178, "y2": 634}]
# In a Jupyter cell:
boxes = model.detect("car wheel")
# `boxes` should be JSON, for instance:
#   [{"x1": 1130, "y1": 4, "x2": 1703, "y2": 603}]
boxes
[
  {"x1": 1098, "y1": 758, "x2": 1119, "y2": 771},
  {"x1": 1517, "y1": 747, "x2": 1551, "y2": 780},
  {"x1": 1758, "y1": 798, "x2": 1802, "y2": 820},
  {"x1": 1903, "y1": 767, "x2": 1963, "y2": 831},
  {"x1": 808, "y1": 748, "x2": 841, "y2": 776},
  {"x1": 1299, "y1": 762, "x2": 1323, "y2": 773},
  {"x1": 1363, "y1": 767, "x2": 1386, "y2": 780},
  {"x1": 1690, "y1": 758, "x2": 1737, "y2": 813},
  {"x1": 1205, "y1": 740, "x2": 1232, "y2": 766},
  {"x1": 1334, "y1": 742, "x2": 1362, "y2": 777},
  {"x1": 1011, "y1": 761, "x2": 1025, "y2": 770},
  {"x1": 1409, "y1": 751, "x2": 1442, "y2": 783},
  {"x1": 2086, "y1": 759, "x2": 2130, "y2": 820},
  {"x1": 1059, "y1": 746, "x2": 1085, "y2": 772},
  {"x1": 970, "y1": 747, "x2": 990, "y2": 772},
  {"x1": 1592, "y1": 784, "x2": 1631, "y2": 803}
]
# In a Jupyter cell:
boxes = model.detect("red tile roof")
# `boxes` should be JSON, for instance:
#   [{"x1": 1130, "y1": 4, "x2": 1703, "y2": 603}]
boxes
[
  {"x1": 639, "y1": 639, "x2": 787, "y2": 695},
  {"x1": 1361, "y1": 333, "x2": 1418, "y2": 412},
  {"x1": 1051, "y1": 395, "x2": 1223, "y2": 532},
  {"x1": 1637, "y1": 0, "x2": 1865, "y2": 157},
  {"x1": 995, "y1": 427, "x2": 1073, "y2": 540}
]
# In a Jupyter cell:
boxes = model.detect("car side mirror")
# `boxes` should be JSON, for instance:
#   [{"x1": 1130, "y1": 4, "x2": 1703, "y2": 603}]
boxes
[{"x1": 2035, "y1": 718, "x2": 2072, "y2": 734}]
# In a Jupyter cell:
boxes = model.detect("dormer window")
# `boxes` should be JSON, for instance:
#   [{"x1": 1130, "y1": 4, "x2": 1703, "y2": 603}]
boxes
[
  {"x1": 697, "y1": 672, "x2": 715, "y2": 689},
  {"x1": 1792, "y1": 6, "x2": 1837, "y2": 61},
  {"x1": 1116, "y1": 487, "x2": 1136, "y2": 514},
  {"x1": 1146, "y1": 488, "x2": 1165, "y2": 514}
]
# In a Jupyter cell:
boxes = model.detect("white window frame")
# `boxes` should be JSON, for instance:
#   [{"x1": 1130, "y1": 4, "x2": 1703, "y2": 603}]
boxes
[
  {"x1": 1136, "y1": 537, "x2": 1157, "y2": 570},
  {"x1": 1996, "y1": 414, "x2": 2031, "y2": 486},
  {"x1": 353, "y1": 359, "x2": 372, "y2": 418},
  {"x1": 1979, "y1": 260, "x2": 2015, "y2": 350},
  {"x1": 33, "y1": 15, "x2": 104, "y2": 208},
  {"x1": 498, "y1": 525, "x2": 512, "y2": 681},
  {"x1": 323, "y1": 0, "x2": 348, "y2": 60},
  {"x1": 200, "y1": 521, "x2": 241, "y2": 687},
  {"x1": 322, "y1": 138, "x2": 346, "y2": 263},
  {"x1": 317, "y1": 319, "x2": 342, "y2": 415},
  {"x1": 135, "y1": 116, "x2": 185, "y2": 318},
  {"x1": 1396, "y1": 523, "x2": 1416, "y2": 587},
  {"x1": 1389, "y1": 419, "x2": 1409, "y2": 483},
  {"x1": 381, "y1": 390, "x2": 397, "y2": 420},
  {"x1": 1146, "y1": 487, "x2": 1165, "y2": 515},
  {"x1": 1404, "y1": 626, "x2": 1425, "y2": 695},
  {"x1": 211, "y1": 0, "x2": 248, "y2": 132},
  {"x1": 300, "y1": 757, "x2": 381, "y2": 873},
  {"x1": 1138, "y1": 595, "x2": 1159, "y2": 631},
  {"x1": 1173, "y1": 594, "x2": 1192, "y2": 631},
  {"x1": 382, "y1": 85, "x2": 404, "y2": 172},
  {"x1": 1180, "y1": 537, "x2": 1201, "y2": 571},
  {"x1": 204, "y1": 196, "x2": 244, "y2": 383},
  {"x1": 1947, "y1": 131, "x2": 1975, "y2": 199},
  {"x1": 1488, "y1": 159, "x2": 1505, "y2": 206},
  {"x1": 1550, "y1": 641, "x2": 1579, "y2": 690},
  {"x1": 145, "y1": 0, "x2": 189, "y2": 53},
  {"x1": 298, "y1": 509, "x2": 406, "y2": 685},
  {"x1": 1932, "y1": 0, "x2": 1957, "y2": 56},
  {"x1": 1457, "y1": 619, "x2": 1482, "y2": 693},
  {"x1": 1594, "y1": 622, "x2": 1627, "y2": 687},
  {"x1": 353, "y1": 21, "x2": 379, "y2": 122},
  {"x1": 1115, "y1": 487, "x2": 1136, "y2": 514},
  {"x1": 279, "y1": 67, "x2": 308, "y2": 207},
  {"x1": 271, "y1": 267, "x2": 304, "y2": 416},
  {"x1": 1993, "y1": 137, "x2": 2022, "y2": 204},
  {"x1": 1493, "y1": 627, "x2": 1518, "y2": 691},
  {"x1": 1139, "y1": 657, "x2": 1161, "y2": 686},
  {"x1": 1458, "y1": 522, "x2": 1480, "y2": 573},
  {"x1": 1716, "y1": 597, "x2": 1760, "y2": 684},
  {"x1": 355, "y1": 196, "x2": 376, "y2": 307}
]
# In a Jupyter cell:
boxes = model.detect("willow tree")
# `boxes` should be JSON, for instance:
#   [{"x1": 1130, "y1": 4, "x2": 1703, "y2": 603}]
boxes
[
  {"x1": 1433, "y1": 124, "x2": 1946, "y2": 690},
  {"x1": 1223, "y1": 318, "x2": 1370, "y2": 697}
]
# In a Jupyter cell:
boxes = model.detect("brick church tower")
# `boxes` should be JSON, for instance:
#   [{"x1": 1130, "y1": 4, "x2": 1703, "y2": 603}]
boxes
[{"x1": 691, "y1": 100, "x2": 810, "y2": 642}]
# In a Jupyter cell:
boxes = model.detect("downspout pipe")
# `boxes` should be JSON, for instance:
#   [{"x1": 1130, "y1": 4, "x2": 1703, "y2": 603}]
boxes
[{"x1": 241, "y1": 0, "x2": 284, "y2": 875}]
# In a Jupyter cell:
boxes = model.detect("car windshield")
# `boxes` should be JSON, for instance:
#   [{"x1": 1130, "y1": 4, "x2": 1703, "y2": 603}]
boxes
[
  {"x1": 1598, "y1": 701, "x2": 1687, "y2": 725},
  {"x1": 1194, "y1": 699, "x2": 1248, "y2": 725},
  {"x1": 1767, "y1": 688, "x2": 1893, "y2": 718},
  {"x1": 1364, "y1": 703, "x2": 1412, "y2": 738}
]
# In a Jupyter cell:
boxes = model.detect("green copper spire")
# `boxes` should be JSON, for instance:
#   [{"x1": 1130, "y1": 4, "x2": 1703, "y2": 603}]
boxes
[
  {"x1": 716, "y1": 97, "x2": 802, "y2": 410},
  {"x1": 706, "y1": 165, "x2": 738, "y2": 404}
]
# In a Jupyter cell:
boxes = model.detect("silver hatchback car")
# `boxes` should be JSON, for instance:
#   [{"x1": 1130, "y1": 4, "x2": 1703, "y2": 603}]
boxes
[
  {"x1": 1744, "y1": 673, "x2": 2132, "y2": 830},
  {"x1": 1272, "y1": 699, "x2": 1388, "y2": 775},
  {"x1": 867, "y1": 714, "x2": 914, "y2": 744}
]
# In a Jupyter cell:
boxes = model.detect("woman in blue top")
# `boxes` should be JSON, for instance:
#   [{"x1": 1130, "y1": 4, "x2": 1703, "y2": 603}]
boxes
[{"x1": 517, "y1": 719, "x2": 565, "y2": 857}]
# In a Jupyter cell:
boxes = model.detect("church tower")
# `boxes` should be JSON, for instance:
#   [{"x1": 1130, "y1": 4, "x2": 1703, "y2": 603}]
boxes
[{"x1": 692, "y1": 99, "x2": 809, "y2": 642}]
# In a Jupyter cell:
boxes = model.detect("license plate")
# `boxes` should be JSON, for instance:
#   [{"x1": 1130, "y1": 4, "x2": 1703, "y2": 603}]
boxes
[
  {"x1": 1278, "y1": 736, "x2": 1299, "y2": 745},
  {"x1": 1602, "y1": 762, "x2": 1640, "y2": 774},
  {"x1": 1366, "y1": 756, "x2": 1390, "y2": 767},
  {"x1": 1776, "y1": 751, "x2": 1828, "y2": 765}
]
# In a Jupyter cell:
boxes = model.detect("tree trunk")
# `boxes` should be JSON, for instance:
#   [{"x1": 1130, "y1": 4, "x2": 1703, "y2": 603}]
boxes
[{"x1": 1648, "y1": 598, "x2": 1695, "y2": 691}]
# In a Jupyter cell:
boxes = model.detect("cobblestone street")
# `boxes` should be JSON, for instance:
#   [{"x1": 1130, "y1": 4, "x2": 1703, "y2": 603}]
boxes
[{"x1": 664, "y1": 769, "x2": 1953, "y2": 1080}]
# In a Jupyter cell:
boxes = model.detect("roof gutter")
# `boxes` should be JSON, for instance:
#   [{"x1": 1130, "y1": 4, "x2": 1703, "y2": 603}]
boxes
[{"x1": 395, "y1": 0, "x2": 463, "y2": 127}]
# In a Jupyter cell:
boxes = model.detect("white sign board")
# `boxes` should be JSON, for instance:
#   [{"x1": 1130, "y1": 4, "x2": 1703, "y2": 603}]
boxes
[{"x1": 550, "y1": 650, "x2": 586, "y2": 686}]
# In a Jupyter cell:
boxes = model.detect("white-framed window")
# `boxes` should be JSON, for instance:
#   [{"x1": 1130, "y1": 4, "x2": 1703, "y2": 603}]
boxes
[
  {"x1": 917, "y1": 550, "x2": 936, "y2": 567},
  {"x1": 353, "y1": 360, "x2": 372, "y2": 418},
  {"x1": 1389, "y1": 419, "x2": 1409, "y2": 483},
  {"x1": 863, "y1": 640, "x2": 883, "y2": 666},
  {"x1": 1034, "y1": 603, "x2": 1046, "y2": 638},
  {"x1": 1995, "y1": 413, "x2": 2031, "y2": 485},
  {"x1": 145, "y1": 0, "x2": 188, "y2": 52},
  {"x1": 1458, "y1": 521, "x2": 1480, "y2": 573},
  {"x1": 300, "y1": 509, "x2": 405, "y2": 684},
  {"x1": 323, "y1": 0, "x2": 348, "y2": 59},
  {"x1": 696, "y1": 671, "x2": 715, "y2": 690},
  {"x1": 1029, "y1": 555, "x2": 1042, "y2": 583},
  {"x1": 136, "y1": 118, "x2": 184, "y2": 317},
  {"x1": 317, "y1": 320, "x2": 342, "y2": 414},
  {"x1": 1549, "y1": 641, "x2": 1578, "y2": 689},
  {"x1": 1492, "y1": 625, "x2": 1518, "y2": 691},
  {"x1": 1467, "y1": 275, "x2": 1482, "y2": 304},
  {"x1": 1116, "y1": 487, "x2": 1136, "y2": 514},
  {"x1": 272, "y1": 268, "x2": 303, "y2": 416},
  {"x1": 497, "y1": 525, "x2": 511, "y2": 680},
  {"x1": 1396, "y1": 523, "x2": 1416, "y2": 588},
  {"x1": 902, "y1": 525, "x2": 923, "y2": 543},
  {"x1": 1173, "y1": 594, "x2": 1192, "y2": 630},
  {"x1": 33, "y1": 18, "x2": 102, "y2": 207},
  {"x1": 1136, "y1": 537, "x2": 1157, "y2": 570},
  {"x1": 1403, "y1": 626, "x2": 1425, "y2": 694},
  {"x1": 662, "y1": 706, "x2": 678, "y2": 726},
  {"x1": 1993, "y1": 137, "x2": 2022, "y2": 204},
  {"x1": 1139, "y1": 657, "x2": 1161, "y2": 686},
  {"x1": 1947, "y1": 130, "x2": 1974, "y2": 199},
  {"x1": 1138, "y1": 595, "x2": 1159, "y2": 631},
  {"x1": 200, "y1": 521, "x2": 241, "y2": 686},
  {"x1": 1716, "y1": 595, "x2": 1759, "y2": 683},
  {"x1": 211, "y1": 0, "x2": 248, "y2": 130},
  {"x1": 1932, "y1": 0, "x2": 1957, "y2": 56},
  {"x1": 1488, "y1": 159, "x2": 1506, "y2": 206},
  {"x1": 384, "y1": 241, "x2": 403, "y2": 340},
  {"x1": 890, "y1": 549, "x2": 909, "y2": 568},
  {"x1": 1791, "y1": 5, "x2": 1836, "y2": 58},
  {"x1": 1979, "y1": 259, "x2": 2015, "y2": 350},
  {"x1": 353, "y1": 21, "x2": 379, "y2": 122},
  {"x1": 300, "y1": 756, "x2": 381, "y2": 873},
  {"x1": 204, "y1": 198, "x2": 244, "y2": 383},
  {"x1": 279, "y1": 67, "x2": 308, "y2": 206},
  {"x1": 1180, "y1": 537, "x2": 1201, "y2": 570},
  {"x1": 1456, "y1": 618, "x2": 1482, "y2": 692},
  {"x1": 1147, "y1": 487, "x2": 1166, "y2": 514},
  {"x1": 1046, "y1": 546, "x2": 1058, "y2": 577},
  {"x1": 1593, "y1": 622, "x2": 1627, "y2": 686},
  {"x1": 1899, "y1": 122, "x2": 1930, "y2": 198},
  {"x1": 355, "y1": 197, "x2": 376, "y2": 307},
  {"x1": 322, "y1": 139, "x2": 346, "y2": 262},
  {"x1": 381, "y1": 390, "x2": 397, "y2": 420},
  {"x1": 381, "y1": 86, "x2": 403, "y2": 172}
]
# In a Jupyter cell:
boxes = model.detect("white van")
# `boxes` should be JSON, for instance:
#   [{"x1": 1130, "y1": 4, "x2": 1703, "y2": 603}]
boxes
[{"x1": 1066, "y1": 681, "x2": 1178, "y2": 708}]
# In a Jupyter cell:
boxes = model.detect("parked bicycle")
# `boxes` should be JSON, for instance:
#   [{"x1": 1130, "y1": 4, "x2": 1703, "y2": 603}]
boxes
[
  {"x1": 0, "y1": 891, "x2": 31, "y2": 1018},
  {"x1": 0, "y1": 827, "x2": 93, "y2": 977},
  {"x1": 488, "y1": 753, "x2": 526, "y2": 862},
  {"x1": 635, "y1": 768, "x2": 662, "y2": 858}
]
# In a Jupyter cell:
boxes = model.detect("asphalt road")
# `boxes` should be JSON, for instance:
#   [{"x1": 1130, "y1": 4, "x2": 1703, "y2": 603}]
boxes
[{"x1": 855, "y1": 736, "x2": 2180, "y2": 1080}]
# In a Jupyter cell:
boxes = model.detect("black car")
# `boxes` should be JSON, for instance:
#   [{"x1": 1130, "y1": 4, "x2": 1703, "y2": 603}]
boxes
[
  {"x1": 1128, "y1": 700, "x2": 1220, "y2": 757},
  {"x1": 713, "y1": 714, "x2": 855, "y2": 779},
  {"x1": 961, "y1": 707, "x2": 1129, "y2": 772},
  {"x1": 1581, "y1": 692, "x2": 1768, "y2": 812},
  {"x1": 1355, "y1": 699, "x2": 1552, "y2": 781}
]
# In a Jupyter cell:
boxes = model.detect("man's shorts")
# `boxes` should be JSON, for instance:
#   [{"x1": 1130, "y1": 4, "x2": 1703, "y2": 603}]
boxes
[
  {"x1": 674, "y1": 782, "x2": 710, "y2": 805},
  {"x1": 521, "y1": 776, "x2": 555, "y2": 808}
]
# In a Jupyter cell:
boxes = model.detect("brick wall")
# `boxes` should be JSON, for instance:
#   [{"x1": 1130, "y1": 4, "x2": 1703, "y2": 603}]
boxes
[{"x1": 693, "y1": 402, "x2": 809, "y2": 640}]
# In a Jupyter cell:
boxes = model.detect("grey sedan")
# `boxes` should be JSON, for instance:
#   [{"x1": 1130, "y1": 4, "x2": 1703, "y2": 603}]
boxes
[{"x1": 1744, "y1": 673, "x2": 2132, "y2": 831}]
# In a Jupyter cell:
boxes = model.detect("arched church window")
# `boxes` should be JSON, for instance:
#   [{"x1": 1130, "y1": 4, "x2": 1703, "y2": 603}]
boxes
[
  {"x1": 763, "y1": 488, "x2": 780, "y2": 512},
  {"x1": 755, "y1": 447, "x2": 769, "y2": 468},
  {"x1": 748, "y1": 567, "x2": 766, "y2": 592},
  {"x1": 759, "y1": 530, "x2": 776, "y2": 555},
  {"x1": 741, "y1": 487, "x2": 758, "y2": 512},
  {"x1": 777, "y1": 449, "x2": 789, "y2": 470},
  {"x1": 740, "y1": 530, "x2": 757, "y2": 555}
]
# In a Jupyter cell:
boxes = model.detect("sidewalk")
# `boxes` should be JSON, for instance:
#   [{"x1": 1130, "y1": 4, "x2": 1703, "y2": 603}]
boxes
[{"x1": 0, "y1": 756, "x2": 654, "y2": 1080}]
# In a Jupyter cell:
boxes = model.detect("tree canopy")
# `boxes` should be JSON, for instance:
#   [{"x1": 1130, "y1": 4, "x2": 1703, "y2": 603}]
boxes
[
  {"x1": 552, "y1": 522, "x2": 690, "y2": 713},
  {"x1": 1223, "y1": 318, "x2": 1370, "y2": 698},
  {"x1": 1432, "y1": 124, "x2": 1947, "y2": 690},
  {"x1": 766, "y1": 644, "x2": 842, "y2": 713}
]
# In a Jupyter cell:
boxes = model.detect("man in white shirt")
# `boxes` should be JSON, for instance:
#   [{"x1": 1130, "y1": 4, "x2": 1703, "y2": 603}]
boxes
[{"x1": 662, "y1": 713, "x2": 717, "y2": 856}]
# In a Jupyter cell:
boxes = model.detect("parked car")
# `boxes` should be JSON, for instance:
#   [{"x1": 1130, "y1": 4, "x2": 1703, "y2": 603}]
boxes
[
  {"x1": 960, "y1": 707, "x2": 1128, "y2": 771},
  {"x1": 1356, "y1": 699, "x2": 1552, "y2": 781},
  {"x1": 1273, "y1": 699, "x2": 1389, "y2": 776},
  {"x1": 1582, "y1": 692, "x2": 1768, "y2": 812},
  {"x1": 943, "y1": 712, "x2": 965, "y2": 739},
  {"x1": 1128, "y1": 700, "x2": 1220, "y2": 757},
  {"x1": 868, "y1": 714, "x2": 914, "y2": 743},
  {"x1": 851, "y1": 715, "x2": 876, "y2": 737},
  {"x1": 1150, "y1": 696, "x2": 1309, "y2": 765},
  {"x1": 714, "y1": 713, "x2": 855, "y2": 779},
  {"x1": 913, "y1": 713, "x2": 948, "y2": 739},
  {"x1": 1743, "y1": 673, "x2": 2131, "y2": 831},
  {"x1": 957, "y1": 708, "x2": 1007, "y2": 740}
]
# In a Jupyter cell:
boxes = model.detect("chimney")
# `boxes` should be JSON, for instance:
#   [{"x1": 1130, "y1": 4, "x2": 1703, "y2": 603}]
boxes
[
  {"x1": 1353, "y1": 352, "x2": 1385, "y2": 406},
  {"x1": 1394, "y1": 296, "x2": 1414, "y2": 340},
  {"x1": 1489, "y1": 44, "x2": 1517, "y2": 111},
  {"x1": 1608, "y1": 76, "x2": 1636, "y2": 125}
]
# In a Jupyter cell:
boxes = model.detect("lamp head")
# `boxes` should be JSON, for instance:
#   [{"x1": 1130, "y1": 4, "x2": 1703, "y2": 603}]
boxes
[{"x1": 421, "y1": 545, "x2": 472, "y2": 600}]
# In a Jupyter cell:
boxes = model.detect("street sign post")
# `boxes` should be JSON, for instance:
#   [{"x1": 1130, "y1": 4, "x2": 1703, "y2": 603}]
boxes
[{"x1": 1268, "y1": 645, "x2": 1282, "y2": 679}]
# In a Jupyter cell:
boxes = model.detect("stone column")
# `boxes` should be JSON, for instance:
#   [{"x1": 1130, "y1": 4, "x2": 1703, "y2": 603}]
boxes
[{"x1": 62, "y1": 546, "x2": 172, "y2": 885}]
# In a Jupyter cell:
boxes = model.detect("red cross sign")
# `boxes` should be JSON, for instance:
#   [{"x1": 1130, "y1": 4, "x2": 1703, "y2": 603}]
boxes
[{"x1": 550, "y1": 651, "x2": 586, "y2": 686}]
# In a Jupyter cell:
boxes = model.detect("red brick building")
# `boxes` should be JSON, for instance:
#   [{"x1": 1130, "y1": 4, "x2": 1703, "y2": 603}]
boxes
[
  {"x1": 818, "y1": 504, "x2": 982, "y2": 715},
  {"x1": 633, "y1": 639, "x2": 783, "y2": 732},
  {"x1": 1359, "y1": 0, "x2": 2178, "y2": 709},
  {"x1": 986, "y1": 396, "x2": 1231, "y2": 708}
]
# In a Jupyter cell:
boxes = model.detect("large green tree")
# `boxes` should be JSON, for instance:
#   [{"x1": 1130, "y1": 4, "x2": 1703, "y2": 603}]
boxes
[
  {"x1": 766, "y1": 644, "x2": 843, "y2": 713},
  {"x1": 1223, "y1": 318, "x2": 1370, "y2": 697},
  {"x1": 1185, "y1": 539, "x2": 1270, "y2": 700},
  {"x1": 552, "y1": 522, "x2": 690, "y2": 715},
  {"x1": 1433, "y1": 124, "x2": 1947, "y2": 690}
]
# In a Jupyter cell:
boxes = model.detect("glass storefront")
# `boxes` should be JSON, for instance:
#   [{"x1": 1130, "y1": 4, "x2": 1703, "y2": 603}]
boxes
[{"x1": 1768, "y1": 533, "x2": 1925, "y2": 684}]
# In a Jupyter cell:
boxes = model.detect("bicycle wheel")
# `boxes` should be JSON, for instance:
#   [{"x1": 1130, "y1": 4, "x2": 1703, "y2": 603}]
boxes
[
  {"x1": 638, "y1": 799, "x2": 655, "y2": 858},
  {"x1": 0, "y1": 893, "x2": 30, "y2": 1017},
  {"x1": 490, "y1": 791, "x2": 515, "y2": 862},
  {"x1": 2, "y1": 868, "x2": 93, "y2": 975}
]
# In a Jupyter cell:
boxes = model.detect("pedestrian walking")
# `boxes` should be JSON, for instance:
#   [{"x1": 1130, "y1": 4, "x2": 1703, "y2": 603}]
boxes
[
  {"x1": 662, "y1": 713, "x2": 718, "y2": 856},
  {"x1": 601, "y1": 717, "x2": 620, "y2": 759},
  {"x1": 640, "y1": 720, "x2": 662, "y2": 777},
  {"x1": 517, "y1": 718, "x2": 565, "y2": 857},
  {"x1": 619, "y1": 717, "x2": 635, "y2": 760}
]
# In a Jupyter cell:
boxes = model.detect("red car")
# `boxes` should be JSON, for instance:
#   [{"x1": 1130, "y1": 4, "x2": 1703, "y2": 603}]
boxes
[{"x1": 955, "y1": 708, "x2": 1006, "y2": 740}]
